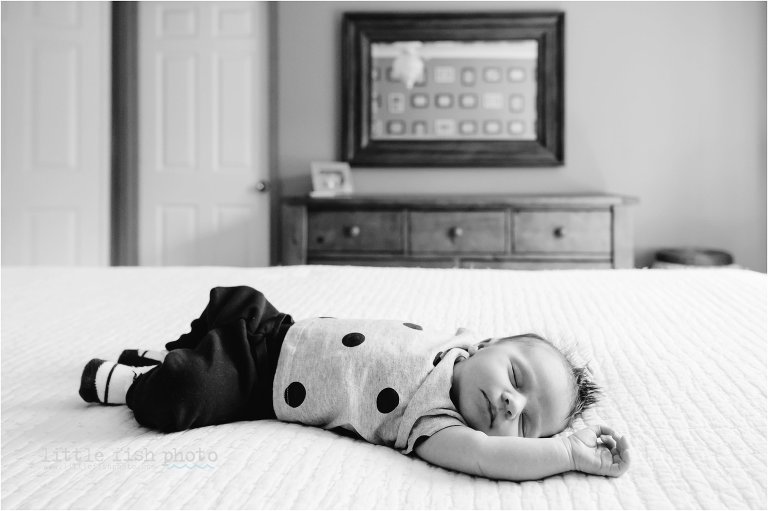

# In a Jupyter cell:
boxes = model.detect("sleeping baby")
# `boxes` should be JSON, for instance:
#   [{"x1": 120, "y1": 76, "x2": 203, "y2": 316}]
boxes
[{"x1": 79, "y1": 286, "x2": 631, "y2": 481}]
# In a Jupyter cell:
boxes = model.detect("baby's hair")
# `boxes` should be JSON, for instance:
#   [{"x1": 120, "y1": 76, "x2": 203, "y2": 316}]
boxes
[
  {"x1": 568, "y1": 366, "x2": 601, "y2": 422},
  {"x1": 502, "y1": 333, "x2": 601, "y2": 426}
]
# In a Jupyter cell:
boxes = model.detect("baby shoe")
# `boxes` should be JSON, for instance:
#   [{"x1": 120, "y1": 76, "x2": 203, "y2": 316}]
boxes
[{"x1": 117, "y1": 349, "x2": 165, "y2": 367}]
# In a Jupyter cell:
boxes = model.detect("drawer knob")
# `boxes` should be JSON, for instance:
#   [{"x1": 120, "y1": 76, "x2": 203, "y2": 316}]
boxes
[
  {"x1": 449, "y1": 226, "x2": 464, "y2": 238},
  {"x1": 346, "y1": 225, "x2": 361, "y2": 238},
  {"x1": 553, "y1": 226, "x2": 566, "y2": 238}
]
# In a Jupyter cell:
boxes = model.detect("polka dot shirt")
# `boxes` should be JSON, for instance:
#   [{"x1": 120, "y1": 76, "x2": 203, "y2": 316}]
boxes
[{"x1": 272, "y1": 318, "x2": 482, "y2": 454}]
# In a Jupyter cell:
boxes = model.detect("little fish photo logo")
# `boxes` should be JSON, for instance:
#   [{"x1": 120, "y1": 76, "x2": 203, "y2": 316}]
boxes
[
  {"x1": 163, "y1": 447, "x2": 218, "y2": 470},
  {"x1": 38, "y1": 446, "x2": 218, "y2": 471}
]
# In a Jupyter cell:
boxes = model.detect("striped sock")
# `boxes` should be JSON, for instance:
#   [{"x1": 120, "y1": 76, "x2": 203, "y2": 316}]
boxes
[{"x1": 79, "y1": 359, "x2": 155, "y2": 405}]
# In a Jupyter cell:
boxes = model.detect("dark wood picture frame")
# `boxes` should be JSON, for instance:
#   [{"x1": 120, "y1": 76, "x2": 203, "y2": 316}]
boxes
[{"x1": 341, "y1": 12, "x2": 564, "y2": 167}]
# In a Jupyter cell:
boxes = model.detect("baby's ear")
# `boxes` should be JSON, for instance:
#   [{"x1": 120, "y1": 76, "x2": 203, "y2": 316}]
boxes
[{"x1": 467, "y1": 338, "x2": 493, "y2": 356}]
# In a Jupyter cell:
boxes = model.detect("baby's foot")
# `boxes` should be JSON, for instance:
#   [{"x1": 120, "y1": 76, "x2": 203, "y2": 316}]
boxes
[
  {"x1": 79, "y1": 359, "x2": 155, "y2": 405},
  {"x1": 117, "y1": 349, "x2": 168, "y2": 367}
]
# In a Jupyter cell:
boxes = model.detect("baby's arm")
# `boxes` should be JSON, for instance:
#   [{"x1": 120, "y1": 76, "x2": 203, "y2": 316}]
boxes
[
  {"x1": 415, "y1": 426, "x2": 571, "y2": 480},
  {"x1": 414, "y1": 424, "x2": 630, "y2": 481}
]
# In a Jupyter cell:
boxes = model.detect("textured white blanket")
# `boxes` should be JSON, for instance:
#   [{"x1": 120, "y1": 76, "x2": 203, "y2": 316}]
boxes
[{"x1": 1, "y1": 266, "x2": 765, "y2": 509}]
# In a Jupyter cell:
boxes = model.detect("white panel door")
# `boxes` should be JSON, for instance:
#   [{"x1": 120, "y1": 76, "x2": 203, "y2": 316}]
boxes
[
  {"x1": 1, "y1": 2, "x2": 110, "y2": 266},
  {"x1": 138, "y1": 2, "x2": 271, "y2": 266}
]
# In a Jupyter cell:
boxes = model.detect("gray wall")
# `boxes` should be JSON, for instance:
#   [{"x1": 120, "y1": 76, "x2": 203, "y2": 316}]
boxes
[{"x1": 275, "y1": 1, "x2": 767, "y2": 271}]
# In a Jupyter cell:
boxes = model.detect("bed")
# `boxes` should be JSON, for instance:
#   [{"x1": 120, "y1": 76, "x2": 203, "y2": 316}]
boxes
[{"x1": 1, "y1": 265, "x2": 765, "y2": 509}]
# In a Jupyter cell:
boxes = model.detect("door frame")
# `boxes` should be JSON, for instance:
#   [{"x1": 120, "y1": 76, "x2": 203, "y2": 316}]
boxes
[
  {"x1": 110, "y1": 2, "x2": 280, "y2": 266},
  {"x1": 111, "y1": 1, "x2": 139, "y2": 265}
]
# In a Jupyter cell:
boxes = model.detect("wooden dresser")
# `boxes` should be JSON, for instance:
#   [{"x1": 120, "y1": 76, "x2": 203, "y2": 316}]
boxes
[{"x1": 281, "y1": 194, "x2": 637, "y2": 269}]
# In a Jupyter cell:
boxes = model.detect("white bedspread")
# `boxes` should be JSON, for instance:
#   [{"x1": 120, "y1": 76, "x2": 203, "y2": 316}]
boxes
[{"x1": 1, "y1": 265, "x2": 765, "y2": 509}]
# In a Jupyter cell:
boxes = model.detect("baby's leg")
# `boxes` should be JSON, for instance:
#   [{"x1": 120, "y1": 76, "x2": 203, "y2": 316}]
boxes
[
  {"x1": 79, "y1": 361, "x2": 156, "y2": 405},
  {"x1": 164, "y1": 286, "x2": 281, "y2": 351},
  {"x1": 125, "y1": 322, "x2": 266, "y2": 432}
]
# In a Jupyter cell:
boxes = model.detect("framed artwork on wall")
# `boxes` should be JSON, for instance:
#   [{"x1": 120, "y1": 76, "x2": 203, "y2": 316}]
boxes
[{"x1": 341, "y1": 12, "x2": 564, "y2": 167}]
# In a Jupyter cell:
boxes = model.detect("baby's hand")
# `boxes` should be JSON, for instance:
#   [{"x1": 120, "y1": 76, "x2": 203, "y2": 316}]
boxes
[{"x1": 564, "y1": 425, "x2": 631, "y2": 477}]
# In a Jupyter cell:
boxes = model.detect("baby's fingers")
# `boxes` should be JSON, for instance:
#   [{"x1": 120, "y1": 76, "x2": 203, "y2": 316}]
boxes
[
  {"x1": 617, "y1": 435, "x2": 631, "y2": 454},
  {"x1": 600, "y1": 434, "x2": 617, "y2": 451},
  {"x1": 590, "y1": 424, "x2": 618, "y2": 438},
  {"x1": 607, "y1": 436, "x2": 631, "y2": 477}
]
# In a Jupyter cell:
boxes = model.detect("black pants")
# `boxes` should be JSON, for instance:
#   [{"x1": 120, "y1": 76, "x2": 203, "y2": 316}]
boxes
[{"x1": 126, "y1": 286, "x2": 293, "y2": 432}]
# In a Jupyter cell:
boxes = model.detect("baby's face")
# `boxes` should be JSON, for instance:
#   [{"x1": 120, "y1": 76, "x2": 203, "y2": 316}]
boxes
[{"x1": 450, "y1": 337, "x2": 574, "y2": 438}]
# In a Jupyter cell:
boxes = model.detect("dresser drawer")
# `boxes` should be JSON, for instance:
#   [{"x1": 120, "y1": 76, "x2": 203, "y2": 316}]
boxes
[
  {"x1": 514, "y1": 211, "x2": 611, "y2": 253},
  {"x1": 307, "y1": 210, "x2": 403, "y2": 252},
  {"x1": 283, "y1": 195, "x2": 636, "y2": 268},
  {"x1": 410, "y1": 211, "x2": 506, "y2": 254}
]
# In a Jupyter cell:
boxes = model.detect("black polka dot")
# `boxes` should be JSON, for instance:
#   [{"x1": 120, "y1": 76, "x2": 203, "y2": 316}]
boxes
[
  {"x1": 342, "y1": 332, "x2": 365, "y2": 347},
  {"x1": 403, "y1": 323, "x2": 423, "y2": 330},
  {"x1": 376, "y1": 388, "x2": 399, "y2": 414},
  {"x1": 284, "y1": 382, "x2": 306, "y2": 407},
  {"x1": 432, "y1": 352, "x2": 443, "y2": 366}
]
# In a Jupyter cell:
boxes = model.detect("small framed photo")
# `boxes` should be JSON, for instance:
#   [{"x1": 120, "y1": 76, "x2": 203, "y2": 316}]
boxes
[{"x1": 310, "y1": 161, "x2": 354, "y2": 197}]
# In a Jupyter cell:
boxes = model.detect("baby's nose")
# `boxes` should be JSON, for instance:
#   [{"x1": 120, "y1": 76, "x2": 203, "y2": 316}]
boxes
[{"x1": 502, "y1": 392, "x2": 525, "y2": 419}]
